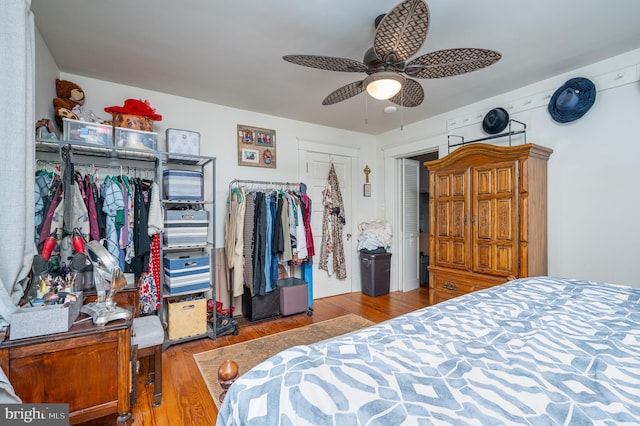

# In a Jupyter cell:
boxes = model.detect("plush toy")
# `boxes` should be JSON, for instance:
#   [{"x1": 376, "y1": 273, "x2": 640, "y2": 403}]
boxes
[
  {"x1": 52, "y1": 78, "x2": 85, "y2": 130},
  {"x1": 53, "y1": 98, "x2": 78, "y2": 129},
  {"x1": 55, "y1": 78, "x2": 85, "y2": 105},
  {"x1": 35, "y1": 118, "x2": 57, "y2": 140}
]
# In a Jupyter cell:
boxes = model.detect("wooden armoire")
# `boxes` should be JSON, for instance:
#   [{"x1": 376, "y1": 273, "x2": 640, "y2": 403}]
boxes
[{"x1": 425, "y1": 143, "x2": 553, "y2": 305}]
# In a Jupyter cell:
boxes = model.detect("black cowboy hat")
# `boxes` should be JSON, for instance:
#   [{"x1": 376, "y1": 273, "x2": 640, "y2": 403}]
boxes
[
  {"x1": 548, "y1": 77, "x2": 596, "y2": 123},
  {"x1": 482, "y1": 107, "x2": 510, "y2": 134}
]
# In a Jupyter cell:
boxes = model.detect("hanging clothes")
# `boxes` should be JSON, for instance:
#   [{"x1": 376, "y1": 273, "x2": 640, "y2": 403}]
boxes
[
  {"x1": 319, "y1": 163, "x2": 347, "y2": 279},
  {"x1": 252, "y1": 192, "x2": 267, "y2": 296},
  {"x1": 225, "y1": 186, "x2": 246, "y2": 298},
  {"x1": 300, "y1": 193, "x2": 315, "y2": 258},
  {"x1": 242, "y1": 193, "x2": 256, "y2": 296},
  {"x1": 101, "y1": 177, "x2": 125, "y2": 260},
  {"x1": 34, "y1": 172, "x2": 55, "y2": 244},
  {"x1": 84, "y1": 174, "x2": 100, "y2": 241},
  {"x1": 131, "y1": 178, "x2": 151, "y2": 278}
]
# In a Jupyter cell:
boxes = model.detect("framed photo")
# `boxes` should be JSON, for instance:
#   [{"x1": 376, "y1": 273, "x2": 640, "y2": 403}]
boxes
[
  {"x1": 237, "y1": 124, "x2": 276, "y2": 168},
  {"x1": 241, "y1": 148, "x2": 259, "y2": 163}
]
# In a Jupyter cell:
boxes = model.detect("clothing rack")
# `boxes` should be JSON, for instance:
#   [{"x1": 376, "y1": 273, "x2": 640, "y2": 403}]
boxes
[
  {"x1": 228, "y1": 178, "x2": 301, "y2": 202},
  {"x1": 226, "y1": 178, "x2": 313, "y2": 319},
  {"x1": 36, "y1": 158, "x2": 156, "y2": 180}
]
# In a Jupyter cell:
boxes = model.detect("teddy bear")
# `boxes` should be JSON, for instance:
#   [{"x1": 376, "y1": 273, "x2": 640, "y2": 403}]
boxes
[
  {"x1": 53, "y1": 98, "x2": 78, "y2": 129},
  {"x1": 52, "y1": 78, "x2": 85, "y2": 130},
  {"x1": 56, "y1": 78, "x2": 85, "y2": 106}
]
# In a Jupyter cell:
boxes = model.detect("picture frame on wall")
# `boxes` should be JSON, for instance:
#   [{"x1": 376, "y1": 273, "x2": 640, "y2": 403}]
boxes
[{"x1": 237, "y1": 124, "x2": 276, "y2": 168}]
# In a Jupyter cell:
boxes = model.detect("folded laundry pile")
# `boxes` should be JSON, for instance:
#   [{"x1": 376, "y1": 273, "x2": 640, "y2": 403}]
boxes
[{"x1": 357, "y1": 219, "x2": 392, "y2": 253}]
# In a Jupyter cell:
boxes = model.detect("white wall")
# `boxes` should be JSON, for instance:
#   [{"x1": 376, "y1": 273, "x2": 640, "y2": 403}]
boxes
[{"x1": 378, "y1": 49, "x2": 640, "y2": 287}]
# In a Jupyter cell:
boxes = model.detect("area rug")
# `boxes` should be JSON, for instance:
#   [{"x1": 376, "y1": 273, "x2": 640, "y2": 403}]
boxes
[{"x1": 194, "y1": 313, "x2": 374, "y2": 407}]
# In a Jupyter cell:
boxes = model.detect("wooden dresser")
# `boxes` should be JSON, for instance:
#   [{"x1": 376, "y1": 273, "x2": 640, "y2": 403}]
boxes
[
  {"x1": 425, "y1": 143, "x2": 553, "y2": 305},
  {"x1": 0, "y1": 315, "x2": 132, "y2": 425}
]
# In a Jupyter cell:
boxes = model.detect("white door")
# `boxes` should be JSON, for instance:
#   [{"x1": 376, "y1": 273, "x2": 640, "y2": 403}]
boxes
[
  {"x1": 299, "y1": 151, "x2": 353, "y2": 299},
  {"x1": 402, "y1": 159, "x2": 420, "y2": 291}
]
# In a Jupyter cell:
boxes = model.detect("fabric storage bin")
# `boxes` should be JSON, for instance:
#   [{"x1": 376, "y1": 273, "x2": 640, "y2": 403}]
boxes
[
  {"x1": 63, "y1": 118, "x2": 112, "y2": 146},
  {"x1": 114, "y1": 127, "x2": 158, "y2": 151},
  {"x1": 277, "y1": 278, "x2": 308, "y2": 316},
  {"x1": 242, "y1": 289, "x2": 280, "y2": 321},
  {"x1": 163, "y1": 251, "x2": 210, "y2": 294},
  {"x1": 166, "y1": 128, "x2": 200, "y2": 160},
  {"x1": 163, "y1": 209, "x2": 208, "y2": 247},
  {"x1": 163, "y1": 169, "x2": 204, "y2": 201},
  {"x1": 10, "y1": 292, "x2": 83, "y2": 340},
  {"x1": 167, "y1": 297, "x2": 207, "y2": 340}
]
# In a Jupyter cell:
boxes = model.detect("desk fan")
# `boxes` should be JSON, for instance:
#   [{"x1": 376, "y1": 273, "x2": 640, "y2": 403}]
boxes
[{"x1": 80, "y1": 240, "x2": 132, "y2": 325}]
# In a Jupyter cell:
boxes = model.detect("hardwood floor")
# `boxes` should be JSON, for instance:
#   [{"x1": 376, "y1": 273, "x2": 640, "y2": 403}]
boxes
[{"x1": 81, "y1": 287, "x2": 430, "y2": 425}]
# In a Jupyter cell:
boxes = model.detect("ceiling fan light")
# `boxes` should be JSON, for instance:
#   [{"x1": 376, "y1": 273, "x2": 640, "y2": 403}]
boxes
[{"x1": 364, "y1": 72, "x2": 404, "y2": 100}]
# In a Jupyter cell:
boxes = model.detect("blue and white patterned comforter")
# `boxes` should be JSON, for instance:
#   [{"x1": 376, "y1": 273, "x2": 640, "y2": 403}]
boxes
[{"x1": 217, "y1": 276, "x2": 640, "y2": 425}]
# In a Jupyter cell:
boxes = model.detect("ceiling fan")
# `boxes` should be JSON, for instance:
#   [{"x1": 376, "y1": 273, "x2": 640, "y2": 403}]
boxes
[{"x1": 283, "y1": 0, "x2": 501, "y2": 107}]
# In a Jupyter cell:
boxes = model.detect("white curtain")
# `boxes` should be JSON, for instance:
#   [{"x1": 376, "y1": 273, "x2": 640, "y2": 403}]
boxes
[{"x1": 0, "y1": 0, "x2": 36, "y2": 326}]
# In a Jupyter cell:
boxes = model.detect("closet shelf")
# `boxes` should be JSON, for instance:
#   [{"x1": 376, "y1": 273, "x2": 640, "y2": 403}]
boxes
[
  {"x1": 162, "y1": 199, "x2": 213, "y2": 205},
  {"x1": 163, "y1": 243, "x2": 212, "y2": 251},
  {"x1": 160, "y1": 152, "x2": 215, "y2": 167},
  {"x1": 36, "y1": 139, "x2": 158, "y2": 162}
]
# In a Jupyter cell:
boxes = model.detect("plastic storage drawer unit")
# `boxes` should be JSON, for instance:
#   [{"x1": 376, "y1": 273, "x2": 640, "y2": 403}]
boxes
[{"x1": 359, "y1": 252, "x2": 392, "y2": 297}]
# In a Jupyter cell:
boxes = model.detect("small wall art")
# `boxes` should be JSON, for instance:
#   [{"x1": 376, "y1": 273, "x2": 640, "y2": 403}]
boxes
[{"x1": 237, "y1": 124, "x2": 276, "y2": 168}]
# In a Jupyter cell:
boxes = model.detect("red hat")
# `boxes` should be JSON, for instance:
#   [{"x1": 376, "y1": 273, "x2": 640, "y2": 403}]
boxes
[{"x1": 104, "y1": 99, "x2": 162, "y2": 121}]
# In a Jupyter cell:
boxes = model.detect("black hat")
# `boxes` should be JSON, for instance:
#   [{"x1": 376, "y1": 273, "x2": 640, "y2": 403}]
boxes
[
  {"x1": 548, "y1": 77, "x2": 596, "y2": 123},
  {"x1": 482, "y1": 107, "x2": 510, "y2": 134}
]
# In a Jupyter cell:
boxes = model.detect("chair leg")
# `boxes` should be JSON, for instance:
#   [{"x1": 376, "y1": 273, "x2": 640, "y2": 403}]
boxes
[
  {"x1": 130, "y1": 345, "x2": 138, "y2": 407},
  {"x1": 147, "y1": 350, "x2": 155, "y2": 385},
  {"x1": 152, "y1": 345, "x2": 162, "y2": 407}
]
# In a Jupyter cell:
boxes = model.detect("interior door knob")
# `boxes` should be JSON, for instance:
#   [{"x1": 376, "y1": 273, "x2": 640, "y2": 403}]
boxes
[{"x1": 346, "y1": 233, "x2": 352, "y2": 240}]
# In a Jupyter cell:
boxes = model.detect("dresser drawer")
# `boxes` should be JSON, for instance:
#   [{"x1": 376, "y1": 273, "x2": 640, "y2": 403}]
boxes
[
  {"x1": 430, "y1": 269, "x2": 506, "y2": 304},
  {"x1": 433, "y1": 275, "x2": 475, "y2": 294}
]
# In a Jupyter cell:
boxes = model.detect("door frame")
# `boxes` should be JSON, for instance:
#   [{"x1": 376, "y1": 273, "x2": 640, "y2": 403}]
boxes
[
  {"x1": 297, "y1": 138, "x2": 359, "y2": 297},
  {"x1": 386, "y1": 143, "x2": 441, "y2": 293}
]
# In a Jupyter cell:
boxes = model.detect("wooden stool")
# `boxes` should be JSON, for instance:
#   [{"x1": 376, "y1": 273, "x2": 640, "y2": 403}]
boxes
[{"x1": 131, "y1": 315, "x2": 164, "y2": 407}]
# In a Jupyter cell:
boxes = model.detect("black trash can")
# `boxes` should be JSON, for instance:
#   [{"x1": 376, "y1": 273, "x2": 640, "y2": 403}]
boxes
[{"x1": 359, "y1": 252, "x2": 392, "y2": 297}]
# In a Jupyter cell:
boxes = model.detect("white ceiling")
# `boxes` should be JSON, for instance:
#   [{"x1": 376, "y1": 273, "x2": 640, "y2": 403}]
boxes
[{"x1": 31, "y1": 0, "x2": 640, "y2": 135}]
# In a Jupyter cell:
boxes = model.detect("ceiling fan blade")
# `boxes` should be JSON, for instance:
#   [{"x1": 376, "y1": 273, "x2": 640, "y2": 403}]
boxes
[
  {"x1": 283, "y1": 55, "x2": 367, "y2": 72},
  {"x1": 374, "y1": 0, "x2": 429, "y2": 63},
  {"x1": 389, "y1": 78, "x2": 424, "y2": 107},
  {"x1": 406, "y1": 48, "x2": 502, "y2": 79},
  {"x1": 322, "y1": 80, "x2": 364, "y2": 105}
]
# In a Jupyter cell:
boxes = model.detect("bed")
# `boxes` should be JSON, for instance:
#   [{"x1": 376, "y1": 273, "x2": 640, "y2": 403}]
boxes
[{"x1": 216, "y1": 276, "x2": 640, "y2": 425}]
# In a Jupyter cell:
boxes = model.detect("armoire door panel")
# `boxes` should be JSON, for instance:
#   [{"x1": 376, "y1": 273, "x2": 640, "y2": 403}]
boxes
[
  {"x1": 496, "y1": 198, "x2": 512, "y2": 240},
  {"x1": 437, "y1": 202, "x2": 450, "y2": 236},
  {"x1": 475, "y1": 244, "x2": 492, "y2": 269},
  {"x1": 496, "y1": 166, "x2": 514, "y2": 193},
  {"x1": 437, "y1": 175, "x2": 450, "y2": 197},
  {"x1": 476, "y1": 199, "x2": 493, "y2": 239},
  {"x1": 452, "y1": 172, "x2": 466, "y2": 196},
  {"x1": 496, "y1": 245, "x2": 513, "y2": 272},
  {"x1": 437, "y1": 241, "x2": 450, "y2": 263},
  {"x1": 452, "y1": 241, "x2": 467, "y2": 266},
  {"x1": 451, "y1": 201, "x2": 466, "y2": 238},
  {"x1": 475, "y1": 169, "x2": 492, "y2": 195}
]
